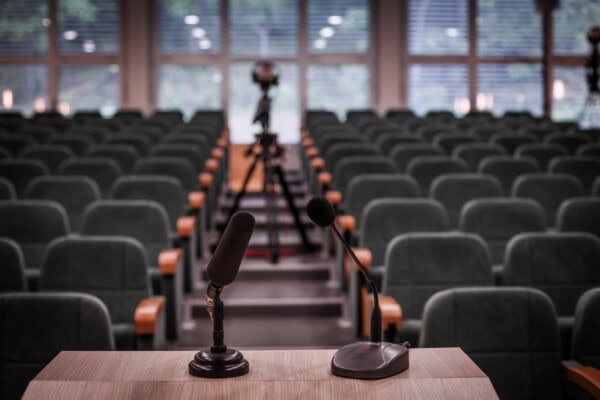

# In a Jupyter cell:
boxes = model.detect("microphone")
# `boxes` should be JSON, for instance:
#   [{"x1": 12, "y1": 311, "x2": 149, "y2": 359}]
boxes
[
  {"x1": 306, "y1": 197, "x2": 409, "y2": 380},
  {"x1": 205, "y1": 211, "x2": 255, "y2": 319},
  {"x1": 189, "y1": 211, "x2": 255, "y2": 379}
]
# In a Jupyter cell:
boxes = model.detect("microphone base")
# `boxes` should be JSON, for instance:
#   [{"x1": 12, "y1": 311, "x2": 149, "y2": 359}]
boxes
[
  {"x1": 331, "y1": 341, "x2": 409, "y2": 380},
  {"x1": 189, "y1": 347, "x2": 249, "y2": 378}
]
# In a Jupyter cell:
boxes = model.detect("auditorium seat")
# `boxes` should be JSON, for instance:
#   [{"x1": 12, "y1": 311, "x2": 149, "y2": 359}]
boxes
[
  {"x1": 0, "y1": 146, "x2": 9, "y2": 159},
  {"x1": 515, "y1": 143, "x2": 568, "y2": 171},
  {"x1": 381, "y1": 232, "x2": 493, "y2": 346},
  {"x1": 0, "y1": 238, "x2": 27, "y2": 292},
  {"x1": 420, "y1": 287, "x2": 563, "y2": 400},
  {"x1": 375, "y1": 133, "x2": 423, "y2": 155},
  {"x1": 331, "y1": 156, "x2": 398, "y2": 195},
  {"x1": 545, "y1": 132, "x2": 591, "y2": 154},
  {"x1": 430, "y1": 173, "x2": 503, "y2": 228},
  {"x1": 365, "y1": 122, "x2": 404, "y2": 143},
  {"x1": 110, "y1": 175, "x2": 200, "y2": 291},
  {"x1": 160, "y1": 133, "x2": 212, "y2": 154},
  {"x1": 0, "y1": 159, "x2": 49, "y2": 197},
  {"x1": 593, "y1": 176, "x2": 600, "y2": 197},
  {"x1": 0, "y1": 177, "x2": 16, "y2": 199},
  {"x1": 478, "y1": 155, "x2": 540, "y2": 194},
  {"x1": 107, "y1": 132, "x2": 152, "y2": 155},
  {"x1": 0, "y1": 200, "x2": 69, "y2": 290},
  {"x1": 0, "y1": 137, "x2": 37, "y2": 159},
  {"x1": 549, "y1": 156, "x2": 600, "y2": 193},
  {"x1": 85, "y1": 143, "x2": 140, "y2": 173},
  {"x1": 511, "y1": 173, "x2": 584, "y2": 227},
  {"x1": 0, "y1": 292, "x2": 114, "y2": 400},
  {"x1": 67, "y1": 125, "x2": 111, "y2": 143},
  {"x1": 390, "y1": 143, "x2": 445, "y2": 172},
  {"x1": 416, "y1": 125, "x2": 453, "y2": 142},
  {"x1": 432, "y1": 133, "x2": 476, "y2": 155},
  {"x1": 19, "y1": 144, "x2": 74, "y2": 173},
  {"x1": 469, "y1": 126, "x2": 504, "y2": 142},
  {"x1": 80, "y1": 200, "x2": 183, "y2": 340},
  {"x1": 16, "y1": 125, "x2": 55, "y2": 143},
  {"x1": 556, "y1": 198, "x2": 600, "y2": 238},
  {"x1": 576, "y1": 143, "x2": 600, "y2": 157},
  {"x1": 25, "y1": 176, "x2": 101, "y2": 232},
  {"x1": 323, "y1": 143, "x2": 381, "y2": 172},
  {"x1": 133, "y1": 157, "x2": 199, "y2": 191},
  {"x1": 58, "y1": 157, "x2": 122, "y2": 198},
  {"x1": 489, "y1": 132, "x2": 536, "y2": 154},
  {"x1": 315, "y1": 132, "x2": 364, "y2": 156},
  {"x1": 572, "y1": 287, "x2": 600, "y2": 368},
  {"x1": 47, "y1": 134, "x2": 94, "y2": 156},
  {"x1": 126, "y1": 125, "x2": 162, "y2": 143},
  {"x1": 346, "y1": 109, "x2": 377, "y2": 126},
  {"x1": 459, "y1": 198, "x2": 546, "y2": 277},
  {"x1": 149, "y1": 143, "x2": 207, "y2": 173},
  {"x1": 407, "y1": 156, "x2": 468, "y2": 195},
  {"x1": 451, "y1": 143, "x2": 506, "y2": 171},
  {"x1": 502, "y1": 232, "x2": 600, "y2": 357}
]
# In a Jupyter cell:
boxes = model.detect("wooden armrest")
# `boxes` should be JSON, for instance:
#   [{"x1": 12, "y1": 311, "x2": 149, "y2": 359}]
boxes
[
  {"x1": 364, "y1": 294, "x2": 403, "y2": 337},
  {"x1": 303, "y1": 137, "x2": 314, "y2": 148},
  {"x1": 568, "y1": 366, "x2": 600, "y2": 399},
  {"x1": 351, "y1": 247, "x2": 372, "y2": 271},
  {"x1": 217, "y1": 137, "x2": 227, "y2": 149},
  {"x1": 177, "y1": 216, "x2": 196, "y2": 238},
  {"x1": 311, "y1": 157, "x2": 325, "y2": 171},
  {"x1": 199, "y1": 172, "x2": 213, "y2": 189},
  {"x1": 205, "y1": 158, "x2": 218, "y2": 173},
  {"x1": 222, "y1": 126, "x2": 229, "y2": 140},
  {"x1": 301, "y1": 127, "x2": 308, "y2": 139},
  {"x1": 135, "y1": 297, "x2": 165, "y2": 335},
  {"x1": 159, "y1": 248, "x2": 182, "y2": 275},
  {"x1": 188, "y1": 191, "x2": 205, "y2": 210},
  {"x1": 211, "y1": 148, "x2": 224, "y2": 160},
  {"x1": 336, "y1": 215, "x2": 356, "y2": 234},
  {"x1": 306, "y1": 147, "x2": 319, "y2": 159},
  {"x1": 325, "y1": 190, "x2": 342, "y2": 206},
  {"x1": 318, "y1": 172, "x2": 332, "y2": 186}
]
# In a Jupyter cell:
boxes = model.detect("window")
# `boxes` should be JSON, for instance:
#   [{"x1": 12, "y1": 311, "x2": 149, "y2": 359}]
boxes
[
  {"x1": 58, "y1": 0, "x2": 119, "y2": 54},
  {"x1": 478, "y1": 63, "x2": 543, "y2": 116},
  {"x1": 553, "y1": 0, "x2": 600, "y2": 55},
  {"x1": 308, "y1": 0, "x2": 369, "y2": 54},
  {"x1": 0, "y1": 65, "x2": 47, "y2": 115},
  {"x1": 158, "y1": 0, "x2": 220, "y2": 54},
  {"x1": 552, "y1": 67, "x2": 587, "y2": 121},
  {"x1": 0, "y1": 0, "x2": 48, "y2": 56},
  {"x1": 58, "y1": 65, "x2": 119, "y2": 116},
  {"x1": 409, "y1": 0, "x2": 468, "y2": 55},
  {"x1": 408, "y1": 64, "x2": 469, "y2": 116}
]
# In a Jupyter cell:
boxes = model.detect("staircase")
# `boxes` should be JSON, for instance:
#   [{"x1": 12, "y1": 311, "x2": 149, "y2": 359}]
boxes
[{"x1": 177, "y1": 145, "x2": 353, "y2": 349}]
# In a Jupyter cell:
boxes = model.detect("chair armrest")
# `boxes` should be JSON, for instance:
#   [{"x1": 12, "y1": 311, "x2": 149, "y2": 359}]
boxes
[
  {"x1": 211, "y1": 148, "x2": 224, "y2": 160},
  {"x1": 364, "y1": 294, "x2": 403, "y2": 337},
  {"x1": 567, "y1": 365, "x2": 600, "y2": 399},
  {"x1": 188, "y1": 191, "x2": 205, "y2": 210},
  {"x1": 351, "y1": 247, "x2": 372, "y2": 271},
  {"x1": 205, "y1": 158, "x2": 218, "y2": 173},
  {"x1": 318, "y1": 172, "x2": 332, "y2": 187},
  {"x1": 306, "y1": 147, "x2": 318, "y2": 159},
  {"x1": 159, "y1": 248, "x2": 182, "y2": 275},
  {"x1": 303, "y1": 137, "x2": 314, "y2": 148},
  {"x1": 325, "y1": 190, "x2": 342, "y2": 207},
  {"x1": 199, "y1": 172, "x2": 213, "y2": 190},
  {"x1": 311, "y1": 157, "x2": 325, "y2": 171},
  {"x1": 217, "y1": 137, "x2": 227, "y2": 149},
  {"x1": 135, "y1": 297, "x2": 165, "y2": 335},
  {"x1": 177, "y1": 216, "x2": 196, "y2": 238},
  {"x1": 336, "y1": 215, "x2": 356, "y2": 235}
]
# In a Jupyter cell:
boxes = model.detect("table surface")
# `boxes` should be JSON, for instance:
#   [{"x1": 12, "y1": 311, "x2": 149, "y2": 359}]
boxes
[{"x1": 23, "y1": 347, "x2": 498, "y2": 399}]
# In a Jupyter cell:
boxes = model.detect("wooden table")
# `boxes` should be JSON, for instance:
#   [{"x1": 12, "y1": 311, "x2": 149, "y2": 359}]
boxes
[{"x1": 23, "y1": 348, "x2": 498, "y2": 399}]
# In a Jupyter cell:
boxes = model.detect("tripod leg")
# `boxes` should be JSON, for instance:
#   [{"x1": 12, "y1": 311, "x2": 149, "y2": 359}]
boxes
[
  {"x1": 273, "y1": 164, "x2": 314, "y2": 252},
  {"x1": 264, "y1": 161, "x2": 280, "y2": 263},
  {"x1": 223, "y1": 154, "x2": 260, "y2": 233}
]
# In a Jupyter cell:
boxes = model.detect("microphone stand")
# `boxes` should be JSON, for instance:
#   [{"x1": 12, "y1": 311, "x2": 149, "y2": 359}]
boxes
[
  {"x1": 330, "y1": 225, "x2": 410, "y2": 379},
  {"x1": 189, "y1": 288, "x2": 249, "y2": 378}
]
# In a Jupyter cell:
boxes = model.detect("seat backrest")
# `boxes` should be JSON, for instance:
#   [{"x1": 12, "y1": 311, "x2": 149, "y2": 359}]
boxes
[
  {"x1": 432, "y1": 133, "x2": 476, "y2": 155},
  {"x1": 502, "y1": 232, "x2": 600, "y2": 317},
  {"x1": 323, "y1": 143, "x2": 380, "y2": 171},
  {"x1": 40, "y1": 236, "x2": 151, "y2": 323},
  {"x1": 0, "y1": 136, "x2": 36, "y2": 156},
  {"x1": 25, "y1": 176, "x2": 101, "y2": 232},
  {"x1": 315, "y1": 132, "x2": 363, "y2": 155},
  {"x1": 430, "y1": 173, "x2": 503, "y2": 228},
  {"x1": 512, "y1": 173, "x2": 584, "y2": 227},
  {"x1": 0, "y1": 238, "x2": 26, "y2": 292},
  {"x1": 332, "y1": 156, "x2": 398, "y2": 193},
  {"x1": 0, "y1": 200, "x2": 70, "y2": 269},
  {"x1": 0, "y1": 159, "x2": 49, "y2": 197},
  {"x1": 556, "y1": 197, "x2": 600, "y2": 238},
  {"x1": 382, "y1": 232, "x2": 493, "y2": 319},
  {"x1": 47, "y1": 134, "x2": 94, "y2": 156},
  {"x1": 160, "y1": 134, "x2": 211, "y2": 154},
  {"x1": 548, "y1": 156, "x2": 600, "y2": 192},
  {"x1": 107, "y1": 133, "x2": 151, "y2": 155},
  {"x1": 451, "y1": 143, "x2": 506, "y2": 171},
  {"x1": 390, "y1": 144, "x2": 445, "y2": 172},
  {"x1": 133, "y1": 157, "x2": 197, "y2": 191},
  {"x1": 110, "y1": 175, "x2": 186, "y2": 230},
  {"x1": 80, "y1": 200, "x2": 170, "y2": 264},
  {"x1": 0, "y1": 292, "x2": 114, "y2": 400},
  {"x1": 0, "y1": 177, "x2": 16, "y2": 199},
  {"x1": 515, "y1": 143, "x2": 568, "y2": 171},
  {"x1": 19, "y1": 145, "x2": 74, "y2": 173},
  {"x1": 376, "y1": 133, "x2": 423, "y2": 155},
  {"x1": 478, "y1": 155, "x2": 540, "y2": 194},
  {"x1": 593, "y1": 176, "x2": 600, "y2": 197},
  {"x1": 459, "y1": 198, "x2": 546, "y2": 265},
  {"x1": 573, "y1": 287, "x2": 600, "y2": 368},
  {"x1": 67, "y1": 126, "x2": 111, "y2": 143},
  {"x1": 407, "y1": 156, "x2": 469, "y2": 195},
  {"x1": 58, "y1": 157, "x2": 123, "y2": 198},
  {"x1": 85, "y1": 144, "x2": 140, "y2": 173},
  {"x1": 489, "y1": 132, "x2": 537, "y2": 154},
  {"x1": 545, "y1": 132, "x2": 590, "y2": 154},
  {"x1": 419, "y1": 287, "x2": 563, "y2": 400},
  {"x1": 576, "y1": 143, "x2": 600, "y2": 157},
  {"x1": 359, "y1": 198, "x2": 449, "y2": 266},
  {"x1": 344, "y1": 174, "x2": 419, "y2": 225},
  {"x1": 149, "y1": 143, "x2": 207, "y2": 173}
]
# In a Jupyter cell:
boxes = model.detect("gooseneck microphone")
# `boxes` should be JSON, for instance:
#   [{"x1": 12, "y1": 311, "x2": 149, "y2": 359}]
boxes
[
  {"x1": 306, "y1": 198, "x2": 409, "y2": 380},
  {"x1": 189, "y1": 211, "x2": 255, "y2": 379}
]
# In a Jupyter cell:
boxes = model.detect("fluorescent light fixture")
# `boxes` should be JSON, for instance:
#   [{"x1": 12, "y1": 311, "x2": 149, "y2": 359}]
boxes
[
  {"x1": 320, "y1": 27, "x2": 335, "y2": 38},
  {"x1": 199, "y1": 38, "x2": 212, "y2": 49},
  {"x1": 328, "y1": 15, "x2": 343, "y2": 25},
  {"x1": 314, "y1": 38, "x2": 327, "y2": 49},
  {"x1": 2, "y1": 89, "x2": 13, "y2": 110},
  {"x1": 553, "y1": 79, "x2": 566, "y2": 100},
  {"x1": 82, "y1": 40, "x2": 96, "y2": 53},
  {"x1": 184, "y1": 15, "x2": 200, "y2": 25},
  {"x1": 192, "y1": 27, "x2": 206, "y2": 38},
  {"x1": 63, "y1": 30, "x2": 78, "y2": 41},
  {"x1": 445, "y1": 28, "x2": 460, "y2": 38}
]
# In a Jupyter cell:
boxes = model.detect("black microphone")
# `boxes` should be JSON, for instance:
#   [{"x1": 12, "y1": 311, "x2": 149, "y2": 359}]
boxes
[
  {"x1": 205, "y1": 210, "x2": 255, "y2": 319},
  {"x1": 306, "y1": 197, "x2": 409, "y2": 380}
]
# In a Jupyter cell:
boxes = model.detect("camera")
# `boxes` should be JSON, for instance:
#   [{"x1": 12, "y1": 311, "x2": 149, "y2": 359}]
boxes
[{"x1": 252, "y1": 61, "x2": 279, "y2": 91}]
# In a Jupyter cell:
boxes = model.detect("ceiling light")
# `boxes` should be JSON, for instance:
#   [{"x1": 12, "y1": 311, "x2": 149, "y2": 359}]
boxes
[
  {"x1": 328, "y1": 15, "x2": 343, "y2": 25},
  {"x1": 199, "y1": 38, "x2": 212, "y2": 50},
  {"x1": 63, "y1": 30, "x2": 78, "y2": 41},
  {"x1": 314, "y1": 38, "x2": 327, "y2": 49},
  {"x1": 445, "y1": 28, "x2": 460, "y2": 38},
  {"x1": 192, "y1": 27, "x2": 206, "y2": 38},
  {"x1": 320, "y1": 27, "x2": 335, "y2": 38},
  {"x1": 184, "y1": 15, "x2": 199, "y2": 25}
]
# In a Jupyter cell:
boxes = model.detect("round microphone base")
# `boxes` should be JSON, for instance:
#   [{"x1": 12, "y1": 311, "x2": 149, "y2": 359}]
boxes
[
  {"x1": 331, "y1": 341, "x2": 409, "y2": 380},
  {"x1": 189, "y1": 347, "x2": 249, "y2": 378}
]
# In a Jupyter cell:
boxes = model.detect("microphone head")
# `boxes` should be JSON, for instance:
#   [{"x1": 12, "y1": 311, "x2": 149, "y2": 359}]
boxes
[
  {"x1": 306, "y1": 197, "x2": 336, "y2": 228},
  {"x1": 207, "y1": 211, "x2": 255, "y2": 286}
]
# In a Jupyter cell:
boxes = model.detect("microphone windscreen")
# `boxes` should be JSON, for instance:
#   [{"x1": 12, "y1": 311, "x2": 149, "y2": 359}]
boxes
[
  {"x1": 306, "y1": 197, "x2": 336, "y2": 227},
  {"x1": 207, "y1": 211, "x2": 255, "y2": 286}
]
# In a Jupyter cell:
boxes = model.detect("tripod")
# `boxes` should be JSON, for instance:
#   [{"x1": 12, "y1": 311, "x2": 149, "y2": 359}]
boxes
[{"x1": 222, "y1": 93, "x2": 314, "y2": 263}]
